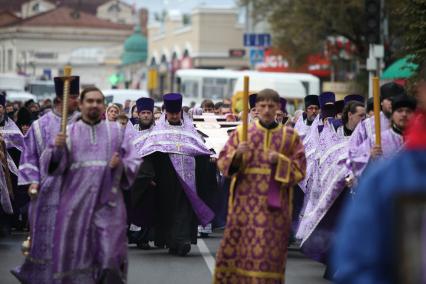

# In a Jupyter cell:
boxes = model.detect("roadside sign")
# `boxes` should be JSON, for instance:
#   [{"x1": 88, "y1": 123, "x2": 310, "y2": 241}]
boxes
[
  {"x1": 229, "y1": 49, "x2": 246, "y2": 57},
  {"x1": 249, "y1": 49, "x2": 265, "y2": 65},
  {"x1": 244, "y1": 33, "x2": 272, "y2": 47}
]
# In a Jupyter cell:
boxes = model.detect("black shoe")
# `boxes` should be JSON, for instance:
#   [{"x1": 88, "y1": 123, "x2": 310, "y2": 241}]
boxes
[
  {"x1": 177, "y1": 243, "x2": 191, "y2": 257},
  {"x1": 168, "y1": 247, "x2": 177, "y2": 255},
  {"x1": 154, "y1": 241, "x2": 166, "y2": 249},
  {"x1": 137, "y1": 241, "x2": 151, "y2": 250},
  {"x1": 323, "y1": 266, "x2": 335, "y2": 280}
]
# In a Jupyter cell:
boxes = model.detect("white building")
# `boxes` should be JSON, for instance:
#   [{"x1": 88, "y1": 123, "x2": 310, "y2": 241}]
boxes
[{"x1": 0, "y1": 5, "x2": 132, "y2": 90}]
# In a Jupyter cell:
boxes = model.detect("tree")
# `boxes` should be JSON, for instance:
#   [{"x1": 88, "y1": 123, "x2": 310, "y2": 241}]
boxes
[
  {"x1": 240, "y1": 0, "x2": 404, "y2": 67},
  {"x1": 398, "y1": 0, "x2": 426, "y2": 78}
]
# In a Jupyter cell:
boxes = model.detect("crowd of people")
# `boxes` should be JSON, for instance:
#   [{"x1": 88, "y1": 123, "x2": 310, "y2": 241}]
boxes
[{"x1": 0, "y1": 70, "x2": 424, "y2": 284}]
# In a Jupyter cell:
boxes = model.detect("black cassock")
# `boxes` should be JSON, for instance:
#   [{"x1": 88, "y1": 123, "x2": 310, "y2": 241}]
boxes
[{"x1": 141, "y1": 151, "x2": 217, "y2": 251}]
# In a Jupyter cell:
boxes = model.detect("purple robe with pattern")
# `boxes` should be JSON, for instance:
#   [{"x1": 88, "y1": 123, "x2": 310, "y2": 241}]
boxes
[
  {"x1": 293, "y1": 115, "x2": 312, "y2": 143},
  {"x1": 347, "y1": 112, "x2": 390, "y2": 177},
  {"x1": 214, "y1": 121, "x2": 306, "y2": 283},
  {"x1": 0, "y1": 118, "x2": 23, "y2": 214},
  {"x1": 48, "y1": 120, "x2": 140, "y2": 283},
  {"x1": 298, "y1": 116, "x2": 322, "y2": 193},
  {"x1": 138, "y1": 113, "x2": 214, "y2": 226},
  {"x1": 127, "y1": 123, "x2": 155, "y2": 227},
  {"x1": 12, "y1": 110, "x2": 80, "y2": 284},
  {"x1": 296, "y1": 122, "x2": 352, "y2": 262},
  {"x1": 348, "y1": 126, "x2": 404, "y2": 177}
]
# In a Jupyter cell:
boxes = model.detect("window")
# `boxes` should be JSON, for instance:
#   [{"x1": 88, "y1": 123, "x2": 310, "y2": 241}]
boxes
[
  {"x1": 108, "y1": 4, "x2": 121, "y2": 13},
  {"x1": 181, "y1": 80, "x2": 199, "y2": 98},
  {"x1": 32, "y1": 3, "x2": 40, "y2": 12},
  {"x1": 202, "y1": 78, "x2": 229, "y2": 99}
]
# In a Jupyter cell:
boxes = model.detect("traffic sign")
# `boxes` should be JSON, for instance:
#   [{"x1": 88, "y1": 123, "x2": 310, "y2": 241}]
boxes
[
  {"x1": 243, "y1": 33, "x2": 272, "y2": 47},
  {"x1": 250, "y1": 49, "x2": 265, "y2": 65}
]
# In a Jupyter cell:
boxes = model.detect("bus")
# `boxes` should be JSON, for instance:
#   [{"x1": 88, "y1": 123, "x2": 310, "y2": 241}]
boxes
[
  {"x1": 176, "y1": 69, "x2": 240, "y2": 107},
  {"x1": 0, "y1": 73, "x2": 37, "y2": 102},
  {"x1": 175, "y1": 69, "x2": 320, "y2": 112},
  {"x1": 102, "y1": 89, "x2": 150, "y2": 106},
  {"x1": 27, "y1": 80, "x2": 55, "y2": 100}
]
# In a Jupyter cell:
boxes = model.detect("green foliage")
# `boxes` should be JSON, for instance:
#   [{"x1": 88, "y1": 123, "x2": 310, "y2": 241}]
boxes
[
  {"x1": 239, "y1": 0, "x2": 405, "y2": 67},
  {"x1": 397, "y1": 0, "x2": 426, "y2": 78}
]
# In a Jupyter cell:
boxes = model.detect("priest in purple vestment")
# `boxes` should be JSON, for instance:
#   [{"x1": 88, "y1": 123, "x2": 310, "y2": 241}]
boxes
[
  {"x1": 126, "y1": 97, "x2": 156, "y2": 249},
  {"x1": 350, "y1": 94, "x2": 417, "y2": 178},
  {"x1": 48, "y1": 87, "x2": 141, "y2": 283},
  {"x1": 213, "y1": 89, "x2": 306, "y2": 283},
  {"x1": 0, "y1": 91, "x2": 25, "y2": 234},
  {"x1": 292, "y1": 95, "x2": 319, "y2": 233},
  {"x1": 138, "y1": 93, "x2": 214, "y2": 256},
  {"x1": 348, "y1": 82, "x2": 406, "y2": 177},
  {"x1": 298, "y1": 98, "x2": 366, "y2": 279},
  {"x1": 249, "y1": 93, "x2": 259, "y2": 122},
  {"x1": 294, "y1": 95, "x2": 320, "y2": 142},
  {"x1": 12, "y1": 76, "x2": 80, "y2": 284}
]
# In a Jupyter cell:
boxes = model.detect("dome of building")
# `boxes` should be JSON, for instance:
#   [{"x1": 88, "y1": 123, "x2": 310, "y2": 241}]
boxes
[{"x1": 122, "y1": 25, "x2": 147, "y2": 65}]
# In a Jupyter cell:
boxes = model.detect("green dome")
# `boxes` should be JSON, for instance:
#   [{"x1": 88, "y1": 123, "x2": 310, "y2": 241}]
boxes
[{"x1": 122, "y1": 26, "x2": 148, "y2": 65}]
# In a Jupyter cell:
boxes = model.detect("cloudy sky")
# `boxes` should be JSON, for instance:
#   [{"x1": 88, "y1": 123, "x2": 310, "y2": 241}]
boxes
[{"x1": 124, "y1": 0, "x2": 237, "y2": 14}]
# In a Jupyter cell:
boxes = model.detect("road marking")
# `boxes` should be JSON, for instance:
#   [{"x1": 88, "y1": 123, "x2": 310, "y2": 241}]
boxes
[{"x1": 197, "y1": 239, "x2": 215, "y2": 275}]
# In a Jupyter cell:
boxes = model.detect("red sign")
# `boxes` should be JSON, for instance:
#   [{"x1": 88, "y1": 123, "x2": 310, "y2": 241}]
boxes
[
  {"x1": 256, "y1": 49, "x2": 290, "y2": 72},
  {"x1": 229, "y1": 49, "x2": 246, "y2": 58}
]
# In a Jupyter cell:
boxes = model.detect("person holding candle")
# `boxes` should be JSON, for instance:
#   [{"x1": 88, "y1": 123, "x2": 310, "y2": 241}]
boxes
[
  {"x1": 12, "y1": 76, "x2": 80, "y2": 284},
  {"x1": 213, "y1": 88, "x2": 306, "y2": 283},
  {"x1": 348, "y1": 95, "x2": 417, "y2": 178},
  {"x1": 332, "y1": 74, "x2": 426, "y2": 284},
  {"x1": 347, "y1": 82, "x2": 405, "y2": 177}
]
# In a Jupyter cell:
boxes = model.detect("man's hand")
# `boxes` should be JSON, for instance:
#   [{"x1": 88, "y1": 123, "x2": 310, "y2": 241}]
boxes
[
  {"x1": 28, "y1": 183, "x2": 39, "y2": 199},
  {"x1": 371, "y1": 145, "x2": 383, "y2": 159},
  {"x1": 345, "y1": 176, "x2": 355, "y2": 188},
  {"x1": 269, "y1": 151, "x2": 279, "y2": 164},
  {"x1": 109, "y1": 152, "x2": 121, "y2": 169},
  {"x1": 235, "y1": 142, "x2": 249, "y2": 157},
  {"x1": 54, "y1": 133, "x2": 67, "y2": 148}
]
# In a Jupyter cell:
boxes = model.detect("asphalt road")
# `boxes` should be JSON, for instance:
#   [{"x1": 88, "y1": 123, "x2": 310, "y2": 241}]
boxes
[{"x1": 0, "y1": 231, "x2": 330, "y2": 284}]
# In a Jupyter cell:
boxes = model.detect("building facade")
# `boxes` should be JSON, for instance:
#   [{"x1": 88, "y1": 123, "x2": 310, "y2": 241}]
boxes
[
  {"x1": 148, "y1": 7, "x2": 248, "y2": 95},
  {"x1": 0, "y1": 4, "x2": 134, "y2": 90}
]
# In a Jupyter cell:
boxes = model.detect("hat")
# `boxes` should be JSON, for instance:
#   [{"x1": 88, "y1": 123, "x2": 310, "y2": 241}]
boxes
[
  {"x1": 391, "y1": 95, "x2": 417, "y2": 113},
  {"x1": 320, "y1": 104, "x2": 337, "y2": 119},
  {"x1": 279, "y1": 97, "x2": 287, "y2": 113},
  {"x1": 54, "y1": 76, "x2": 80, "y2": 97},
  {"x1": 366, "y1": 97, "x2": 374, "y2": 113},
  {"x1": 344, "y1": 94, "x2": 365, "y2": 105},
  {"x1": 163, "y1": 93, "x2": 182, "y2": 113},
  {"x1": 380, "y1": 82, "x2": 406, "y2": 102},
  {"x1": 319, "y1": 92, "x2": 336, "y2": 109},
  {"x1": 335, "y1": 100, "x2": 344, "y2": 114},
  {"x1": 16, "y1": 107, "x2": 33, "y2": 126},
  {"x1": 136, "y1": 97, "x2": 154, "y2": 113},
  {"x1": 304, "y1": 95, "x2": 319, "y2": 108},
  {"x1": 0, "y1": 91, "x2": 6, "y2": 107},
  {"x1": 249, "y1": 93, "x2": 257, "y2": 109}
]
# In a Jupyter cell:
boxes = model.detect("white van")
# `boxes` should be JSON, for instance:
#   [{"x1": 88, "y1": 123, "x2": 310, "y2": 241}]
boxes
[
  {"x1": 175, "y1": 69, "x2": 320, "y2": 110},
  {"x1": 6, "y1": 90, "x2": 37, "y2": 102},
  {"x1": 102, "y1": 89, "x2": 150, "y2": 105}
]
